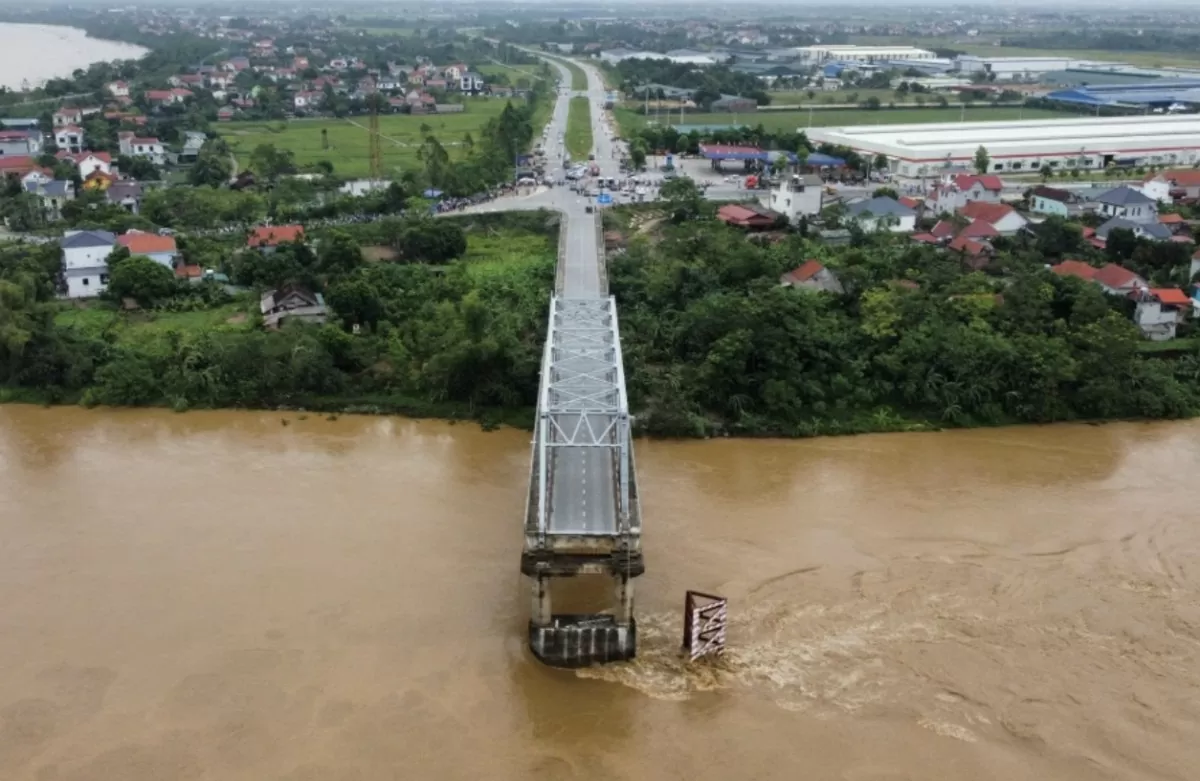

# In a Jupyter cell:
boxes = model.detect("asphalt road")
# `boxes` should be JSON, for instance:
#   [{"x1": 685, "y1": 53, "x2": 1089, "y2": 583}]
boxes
[{"x1": 529, "y1": 58, "x2": 623, "y2": 538}]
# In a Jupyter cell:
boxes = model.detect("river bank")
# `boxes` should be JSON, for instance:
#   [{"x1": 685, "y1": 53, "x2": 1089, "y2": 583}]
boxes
[
  {"x1": 0, "y1": 23, "x2": 147, "y2": 90},
  {"x1": 2, "y1": 403, "x2": 1198, "y2": 780}
]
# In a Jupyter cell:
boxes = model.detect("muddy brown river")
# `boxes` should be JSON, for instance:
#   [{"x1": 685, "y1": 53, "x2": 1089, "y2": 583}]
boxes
[{"x1": 1, "y1": 406, "x2": 1198, "y2": 780}]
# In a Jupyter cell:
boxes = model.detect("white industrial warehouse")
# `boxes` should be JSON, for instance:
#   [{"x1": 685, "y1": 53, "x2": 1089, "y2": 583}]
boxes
[
  {"x1": 806, "y1": 115, "x2": 1200, "y2": 177},
  {"x1": 791, "y1": 44, "x2": 937, "y2": 63}
]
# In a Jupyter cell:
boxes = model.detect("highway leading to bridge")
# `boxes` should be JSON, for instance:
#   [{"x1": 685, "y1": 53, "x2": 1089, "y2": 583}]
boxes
[{"x1": 516, "y1": 57, "x2": 645, "y2": 667}]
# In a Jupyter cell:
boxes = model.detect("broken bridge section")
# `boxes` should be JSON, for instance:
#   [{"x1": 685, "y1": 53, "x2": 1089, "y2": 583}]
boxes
[{"x1": 522, "y1": 295, "x2": 644, "y2": 667}]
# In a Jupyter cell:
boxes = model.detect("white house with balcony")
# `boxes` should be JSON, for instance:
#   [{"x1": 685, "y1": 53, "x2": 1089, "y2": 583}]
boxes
[
  {"x1": 766, "y1": 174, "x2": 824, "y2": 224},
  {"x1": 60, "y1": 230, "x2": 116, "y2": 298},
  {"x1": 54, "y1": 125, "x2": 84, "y2": 154},
  {"x1": 1134, "y1": 288, "x2": 1191, "y2": 341},
  {"x1": 118, "y1": 132, "x2": 166, "y2": 166}
]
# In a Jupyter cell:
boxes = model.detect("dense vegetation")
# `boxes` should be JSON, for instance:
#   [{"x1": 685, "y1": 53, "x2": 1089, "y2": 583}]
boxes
[
  {"x1": 0, "y1": 212, "x2": 558, "y2": 423},
  {"x1": 610, "y1": 60, "x2": 771, "y2": 107},
  {"x1": 605, "y1": 188, "x2": 1200, "y2": 437}
]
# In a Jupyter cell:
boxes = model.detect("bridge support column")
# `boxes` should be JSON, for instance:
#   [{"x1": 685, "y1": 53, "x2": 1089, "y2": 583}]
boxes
[
  {"x1": 531, "y1": 576, "x2": 552, "y2": 627},
  {"x1": 615, "y1": 574, "x2": 634, "y2": 624}
]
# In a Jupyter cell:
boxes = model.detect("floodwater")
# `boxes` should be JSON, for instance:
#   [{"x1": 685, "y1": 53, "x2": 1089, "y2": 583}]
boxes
[
  {"x1": 0, "y1": 25, "x2": 147, "y2": 91},
  {"x1": 1, "y1": 406, "x2": 1198, "y2": 780}
]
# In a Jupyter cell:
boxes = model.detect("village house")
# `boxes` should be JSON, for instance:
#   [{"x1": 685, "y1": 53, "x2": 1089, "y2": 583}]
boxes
[
  {"x1": 460, "y1": 72, "x2": 486, "y2": 93},
  {"x1": 217, "y1": 106, "x2": 236, "y2": 122},
  {"x1": 248, "y1": 224, "x2": 305, "y2": 254},
  {"x1": 208, "y1": 72, "x2": 234, "y2": 89},
  {"x1": 105, "y1": 81, "x2": 130, "y2": 98},
  {"x1": 846, "y1": 196, "x2": 917, "y2": 233},
  {"x1": 780, "y1": 260, "x2": 845, "y2": 294},
  {"x1": 1133, "y1": 288, "x2": 1191, "y2": 341},
  {"x1": 106, "y1": 181, "x2": 145, "y2": 213},
  {"x1": 58, "y1": 151, "x2": 114, "y2": 180},
  {"x1": 0, "y1": 129, "x2": 43, "y2": 157},
  {"x1": 1092, "y1": 185, "x2": 1157, "y2": 223},
  {"x1": 1030, "y1": 185, "x2": 1086, "y2": 217},
  {"x1": 0, "y1": 156, "x2": 40, "y2": 178},
  {"x1": 293, "y1": 91, "x2": 324, "y2": 111},
  {"x1": 177, "y1": 131, "x2": 206, "y2": 164},
  {"x1": 1095, "y1": 216, "x2": 1173, "y2": 243},
  {"x1": 1143, "y1": 169, "x2": 1200, "y2": 201},
  {"x1": 53, "y1": 125, "x2": 84, "y2": 154},
  {"x1": 145, "y1": 88, "x2": 193, "y2": 107},
  {"x1": 20, "y1": 168, "x2": 52, "y2": 189},
  {"x1": 168, "y1": 74, "x2": 205, "y2": 89},
  {"x1": 23, "y1": 179, "x2": 74, "y2": 221},
  {"x1": 957, "y1": 201, "x2": 1028, "y2": 235},
  {"x1": 118, "y1": 132, "x2": 166, "y2": 166},
  {"x1": 260, "y1": 284, "x2": 328, "y2": 329},
  {"x1": 1052, "y1": 260, "x2": 1147, "y2": 296},
  {"x1": 52, "y1": 108, "x2": 82, "y2": 127},
  {"x1": 766, "y1": 174, "x2": 823, "y2": 224},
  {"x1": 117, "y1": 231, "x2": 179, "y2": 269},
  {"x1": 717, "y1": 202, "x2": 782, "y2": 230},
  {"x1": 442, "y1": 63, "x2": 468, "y2": 82},
  {"x1": 60, "y1": 230, "x2": 116, "y2": 298},
  {"x1": 927, "y1": 173, "x2": 1003, "y2": 213},
  {"x1": 947, "y1": 233, "x2": 996, "y2": 270}
]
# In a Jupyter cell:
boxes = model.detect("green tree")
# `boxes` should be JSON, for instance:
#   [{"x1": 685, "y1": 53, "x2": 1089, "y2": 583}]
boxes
[
  {"x1": 106, "y1": 254, "x2": 177, "y2": 306},
  {"x1": 326, "y1": 277, "x2": 384, "y2": 329},
  {"x1": 190, "y1": 141, "x2": 233, "y2": 186},
  {"x1": 318, "y1": 230, "x2": 364, "y2": 276},
  {"x1": 1106, "y1": 227, "x2": 1138, "y2": 260},
  {"x1": 248, "y1": 143, "x2": 297, "y2": 181},
  {"x1": 659, "y1": 177, "x2": 707, "y2": 222},
  {"x1": 629, "y1": 139, "x2": 647, "y2": 171},
  {"x1": 395, "y1": 217, "x2": 467, "y2": 263},
  {"x1": 974, "y1": 145, "x2": 990, "y2": 175}
]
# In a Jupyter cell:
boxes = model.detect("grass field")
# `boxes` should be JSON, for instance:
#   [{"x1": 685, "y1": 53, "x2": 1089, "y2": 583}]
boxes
[
  {"x1": 477, "y1": 62, "x2": 539, "y2": 82},
  {"x1": 848, "y1": 35, "x2": 1200, "y2": 69},
  {"x1": 462, "y1": 229, "x2": 554, "y2": 283},
  {"x1": 54, "y1": 302, "x2": 254, "y2": 349},
  {"x1": 615, "y1": 105, "x2": 1074, "y2": 134},
  {"x1": 565, "y1": 97, "x2": 593, "y2": 160},
  {"x1": 219, "y1": 99, "x2": 511, "y2": 178},
  {"x1": 769, "y1": 88, "x2": 915, "y2": 106}
]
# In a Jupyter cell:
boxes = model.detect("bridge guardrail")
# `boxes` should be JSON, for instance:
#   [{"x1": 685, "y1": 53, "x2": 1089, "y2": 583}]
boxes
[
  {"x1": 555, "y1": 213, "x2": 568, "y2": 295},
  {"x1": 595, "y1": 211, "x2": 607, "y2": 295}
]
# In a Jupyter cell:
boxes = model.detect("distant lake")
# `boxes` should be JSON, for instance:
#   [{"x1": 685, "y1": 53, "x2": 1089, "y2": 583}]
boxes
[{"x1": 0, "y1": 23, "x2": 148, "y2": 91}]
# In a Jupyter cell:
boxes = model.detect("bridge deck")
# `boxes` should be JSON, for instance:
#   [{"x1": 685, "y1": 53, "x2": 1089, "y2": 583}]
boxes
[{"x1": 539, "y1": 297, "x2": 628, "y2": 537}]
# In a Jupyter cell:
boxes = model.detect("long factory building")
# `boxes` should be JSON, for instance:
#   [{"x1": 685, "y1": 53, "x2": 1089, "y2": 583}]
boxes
[{"x1": 806, "y1": 115, "x2": 1200, "y2": 178}]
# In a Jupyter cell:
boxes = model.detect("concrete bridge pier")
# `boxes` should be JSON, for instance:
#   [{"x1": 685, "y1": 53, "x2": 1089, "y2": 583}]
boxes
[{"x1": 526, "y1": 568, "x2": 638, "y2": 668}]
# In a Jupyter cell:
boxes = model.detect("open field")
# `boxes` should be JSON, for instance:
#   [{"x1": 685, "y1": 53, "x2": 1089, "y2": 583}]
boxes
[
  {"x1": 218, "y1": 99, "x2": 511, "y2": 178},
  {"x1": 54, "y1": 302, "x2": 254, "y2": 348},
  {"x1": 769, "y1": 88, "x2": 920, "y2": 106},
  {"x1": 848, "y1": 36, "x2": 1200, "y2": 69},
  {"x1": 462, "y1": 229, "x2": 554, "y2": 282},
  {"x1": 477, "y1": 63, "x2": 539, "y2": 82},
  {"x1": 615, "y1": 105, "x2": 1074, "y2": 134},
  {"x1": 566, "y1": 97, "x2": 593, "y2": 160}
]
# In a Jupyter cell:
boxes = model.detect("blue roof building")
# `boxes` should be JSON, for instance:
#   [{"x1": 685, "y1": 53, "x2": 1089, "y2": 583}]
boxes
[{"x1": 1045, "y1": 80, "x2": 1200, "y2": 108}]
